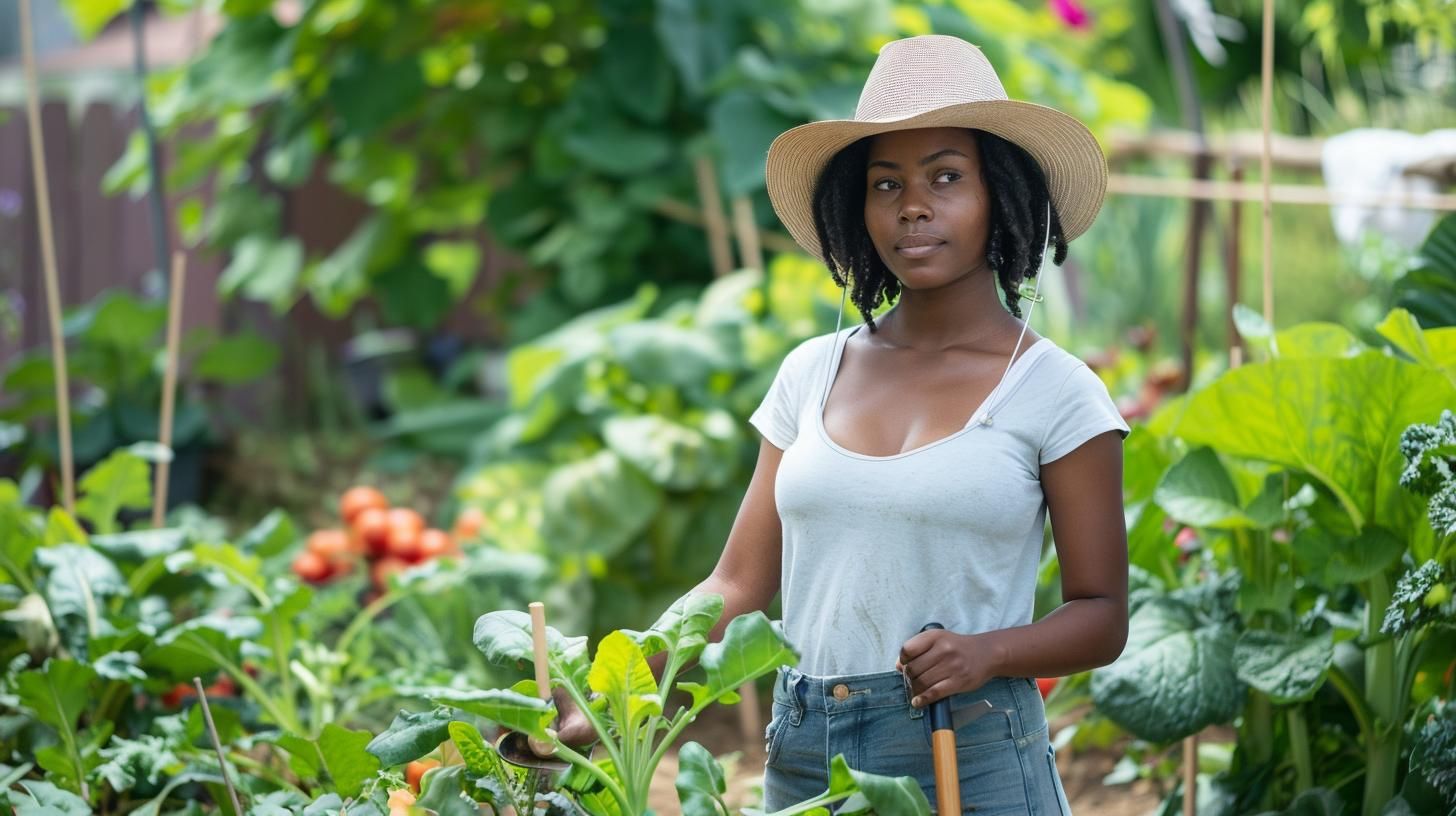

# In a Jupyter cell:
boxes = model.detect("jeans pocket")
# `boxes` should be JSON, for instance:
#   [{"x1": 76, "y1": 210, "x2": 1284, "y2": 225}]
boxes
[
  {"x1": 764, "y1": 703, "x2": 789, "y2": 767},
  {"x1": 1045, "y1": 742, "x2": 1071, "y2": 816}
]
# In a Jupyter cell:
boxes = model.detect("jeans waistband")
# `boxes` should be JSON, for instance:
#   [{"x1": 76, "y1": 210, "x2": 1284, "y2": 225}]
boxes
[{"x1": 771, "y1": 666, "x2": 1042, "y2": 730}]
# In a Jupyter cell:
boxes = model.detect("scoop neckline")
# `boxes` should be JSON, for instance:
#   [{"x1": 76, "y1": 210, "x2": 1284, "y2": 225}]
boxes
[{"x1": 815, "y1": 325, "x2": 1052, "y2": 462}]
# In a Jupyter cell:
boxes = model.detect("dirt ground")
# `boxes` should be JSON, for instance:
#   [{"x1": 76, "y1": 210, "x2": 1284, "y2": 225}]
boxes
[{"x1": 646, "y1": 696, "x2": 1164, "y2": 815}]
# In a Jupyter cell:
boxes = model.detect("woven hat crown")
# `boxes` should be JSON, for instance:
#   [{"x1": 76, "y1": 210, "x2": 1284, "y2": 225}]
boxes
[{"x1": 855, "y1": 36, "x2": 1008, "y2": 121}]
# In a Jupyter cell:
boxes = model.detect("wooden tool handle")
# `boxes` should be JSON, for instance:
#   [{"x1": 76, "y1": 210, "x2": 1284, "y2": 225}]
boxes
[
  {"x1": 932, "y1": 729, "x2": 961, "y2": 816},
  {"x1": 527, "y1": 602, "x2": 556, "y2": 757}
]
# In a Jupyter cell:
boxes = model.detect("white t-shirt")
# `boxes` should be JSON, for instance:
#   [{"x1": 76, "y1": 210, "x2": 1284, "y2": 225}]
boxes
[{"x1": 748, "y1": 324, "x2": 1131, "y2": 676}]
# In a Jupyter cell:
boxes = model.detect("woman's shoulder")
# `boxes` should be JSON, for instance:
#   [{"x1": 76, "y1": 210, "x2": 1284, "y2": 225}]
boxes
[{"x1": 1024, "y1": 336, "x2": 1113, "y2": 395}]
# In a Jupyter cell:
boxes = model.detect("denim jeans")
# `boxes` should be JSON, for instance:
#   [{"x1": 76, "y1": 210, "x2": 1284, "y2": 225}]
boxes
[{"x1": 762, "y1": 667, "x2": 1073, "y2": 815}]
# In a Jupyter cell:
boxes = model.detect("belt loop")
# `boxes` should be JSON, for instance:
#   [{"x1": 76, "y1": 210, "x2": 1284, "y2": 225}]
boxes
[
  {"x1": 788, "y1": 668, "x2": 805, "y2": 726},
  {"x1": 902, "y1": 671, "x2": 924, "y2": 720}
]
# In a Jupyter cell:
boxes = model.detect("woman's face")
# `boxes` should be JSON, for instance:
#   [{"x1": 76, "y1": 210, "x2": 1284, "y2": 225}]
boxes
[{"x1": 863, "y1": 127, "x2": 991, "y2": 291}]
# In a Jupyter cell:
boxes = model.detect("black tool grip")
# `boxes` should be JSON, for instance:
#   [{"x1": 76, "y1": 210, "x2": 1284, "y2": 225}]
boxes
[{"x1": 918, "y1": 623, "x2": 953, "y2": 732}]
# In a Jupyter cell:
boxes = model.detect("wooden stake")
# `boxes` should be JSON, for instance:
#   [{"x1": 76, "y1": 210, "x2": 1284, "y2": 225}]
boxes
[
  {"x1": 1226, "y1": 165, "x2": 1245, "y2": 369},
  {"x1": 1260, "y1": 0, "x2": 1276, "y2": 328},
  {"x1": 194, "y1": 676, "x2": 245, "y2": 816},
  {"x1": 153, "y1": 252, "x2": 186, "y2": 528},
  {"x1": 1183, "y1": 732, "x2": 1199, "y2": 816},
  {"x1": 527, "y1": 602, "x2": 556, "y2": 757},
  {"x1": 19, "y1": 0, "x2": 75, "y2": 515},
  {"x1": 730, "y1": 195, "x2": 764, "y2": 273},
  {"x1": 693, "y1": 156, "x2": 735, "y2": 277}
]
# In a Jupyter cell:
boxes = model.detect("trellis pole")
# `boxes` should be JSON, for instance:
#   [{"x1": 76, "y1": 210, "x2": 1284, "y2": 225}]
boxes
[
  {"x1": 19, "y1": 0, "x2": 75, "y2": 514},
  {"x1": 153, "y1": 252, "x2": 186, "y2": 528}
]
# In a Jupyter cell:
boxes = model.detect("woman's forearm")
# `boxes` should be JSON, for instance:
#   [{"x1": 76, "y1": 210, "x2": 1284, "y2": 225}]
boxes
[{"x1": 981, "y1": 595, "x2": 1128, "y2": 679}]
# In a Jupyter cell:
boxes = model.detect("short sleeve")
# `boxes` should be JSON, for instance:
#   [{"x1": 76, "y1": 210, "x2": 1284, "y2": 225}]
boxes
[
  {"x1": 748, "y1": 342, "x2": 811, "y2": 450},
  {"x1": 1038, "y1": 363, "x2": 1131, "y2": 464}
]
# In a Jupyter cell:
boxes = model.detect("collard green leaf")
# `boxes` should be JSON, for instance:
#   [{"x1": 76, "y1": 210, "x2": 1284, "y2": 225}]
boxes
[
  {"x1": 36, "y1": 544, "x2": 128, "y2": 619},
  {"x1": 1171, "y1": 353, "x2": 1455, "y2": 537},
  {"x1": 829, "y1": 754, "x2": 933, "y2": 816},
  {"x1": 427, "y1": 688, "x2": 555, "y2": 739},
  {"x1": 447, "y1": 721, "x2": 502, "y2": 778},
  {"x1": 95, "y1": 734, "x2": 182, "y2": 793},
  {"x1": 317, "y1": 723, "x2": 381, "y2": 799},
  {"x1": 90, "y1": 529, "x2": 188, "y2": 561},
  {"x1": 10, "y1": 779, "x2": 90, "y2": 816},
  {"x1": 1233, "y1": 629, "x2": 1335, "y2": 704},
  {"x1": 472, "y1": 609, "x2": 589, "y2": 683},
  {"x1": 75, "y1": 451, "x2": 152, "y2": 534},
  {"x1": 541, "y1": 450, "x2": 662, "y2": 559},
  {"x1": 1090, "y1": 599, "x2": 1243, "y2": 743},
  {"x1": 602, "y1": 413, "x2": 736, "y2": 491},
  {"x1": 1293, "y1": 525, "x2": 1406, "y2": 588},
  {"x1": 366, "y1": 707, "x2": 456, "y2": 767},
  {"x1": 15, "y1": 660, "x2": 95, "y2": 734},
  {"x1": 698, "y1": 612, "x2": 797, "y2": 703},
  {"x1": 675, "y1": 741, "x2": 728, "y2": 816},
  {"x1": 588, "y1": 630, "x2": 656, "y2": 699},
  {"x1": 416, "y1": 764, "x2": 478, "y2": 816},
  {"x1": 1154, "y1": 448, "x2": 1260, "y2": 529},
  {"x1": 625, "y1": 592, "x2": 723, "y2": 662},
  {"x1": 238, "y1": 509, "x2": 298, "y2": 558}
]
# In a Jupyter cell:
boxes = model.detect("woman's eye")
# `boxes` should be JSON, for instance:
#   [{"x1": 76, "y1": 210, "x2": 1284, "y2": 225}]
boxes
[
  {"x1": 872, "y1": 179, "x2": 897, "y2": 191},
  {"x1": 936, "y1": 171, "x2": 961, "y2": 183}
]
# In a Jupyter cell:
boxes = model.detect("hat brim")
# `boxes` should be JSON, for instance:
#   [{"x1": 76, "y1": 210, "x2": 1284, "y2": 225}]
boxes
[{"x1": 764, "y1": 99, "x2": 1108, "y2": 263}]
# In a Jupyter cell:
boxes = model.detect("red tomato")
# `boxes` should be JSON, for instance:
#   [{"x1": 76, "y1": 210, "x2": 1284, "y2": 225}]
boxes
[
  {"x1": 452, "y1": 507, "x2": 487, "y2": 541},
  {"x1": 416, "y1": 529, "x2": 453, "y2": 562},
  {"x1": 406, "y1": 759, "x2": 440, "y2": 793},
  {"x1": 386, "y1": 509, "x2": 426, "y2": 561},
  {"x1": 353, "y1": 507, "x2": 391, "y2": 558},
  {"x1": 1036, "y1": 677, "x2": 1058, "y2": 700},
  {"x1": 292, "y1": 551, "x2": 331, "y2": 583},
  {"x1": 162, "y1": 682, "x2": 192, "y2": 708},
  {"x1": 307, "y1": 529, "x2": 351, "y2": 563},
  {"x1": 372, "y1": 556, "x2": 409, "y2": 590},
  {"x1": 340, "y1": 486, "x2": 389, "y2": 526}
]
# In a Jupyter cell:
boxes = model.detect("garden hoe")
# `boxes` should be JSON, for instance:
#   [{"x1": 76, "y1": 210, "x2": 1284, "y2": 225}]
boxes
[
  {"x1": 919, "y1": 623, "x2": 996, "y2": 816},
  {"x1": 496, "y1": 601, "x2": 571, "y2": 773}
]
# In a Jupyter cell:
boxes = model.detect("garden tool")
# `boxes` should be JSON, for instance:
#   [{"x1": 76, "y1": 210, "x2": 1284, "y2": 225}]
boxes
[
  {"x1": 496, "y1": 601, "x2": 571, "y2": 772},
  {"x1": 916, "y1": 622, "x2": 997, "y2": 816}
]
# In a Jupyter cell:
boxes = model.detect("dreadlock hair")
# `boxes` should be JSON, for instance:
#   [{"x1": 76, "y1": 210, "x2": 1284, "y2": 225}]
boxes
[{"x1": 809, "y1": 128, "x2": 1069, "y2": 329}]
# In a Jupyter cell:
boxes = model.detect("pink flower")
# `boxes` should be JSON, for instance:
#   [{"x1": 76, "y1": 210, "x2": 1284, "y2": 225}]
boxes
[{"x1": 1049, "y1": 0, "x2": 1091, "y2": 29}]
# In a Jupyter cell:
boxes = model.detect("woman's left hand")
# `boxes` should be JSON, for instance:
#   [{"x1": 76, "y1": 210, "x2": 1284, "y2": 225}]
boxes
[{"x1": 897, "y1": 629, "x2": 1002, "y2": 708}]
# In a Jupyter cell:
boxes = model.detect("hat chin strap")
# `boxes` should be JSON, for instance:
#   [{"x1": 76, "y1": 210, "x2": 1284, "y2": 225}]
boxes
[{"x1": 821, "y1": 201, "x2": 1052, "y2": 422}]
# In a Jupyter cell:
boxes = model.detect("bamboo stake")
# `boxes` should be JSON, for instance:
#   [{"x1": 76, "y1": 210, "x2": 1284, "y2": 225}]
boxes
[
  {"x1": 1183, "y1": 733, "x2": 1198, "y2": 816},
  {"x1": 194, "y1": 677, "x2": 245, "y2": 815},
  {"x1": 19, "y1": 0, "x2": 74, "y2": 514},
  {"x1": 1260, "y1": 0, "x2": 1276, "y2": 327},
  {"x1": 693, "y1": 156, "x2": 736, "y2": 277},
  {"x1": 153, "y1": 252, "x2": 186, "y2": 528},
  {"x1": 1106, "y1": 175, "x2": 1456, "y2": 210},
  {"x1": 730, "y1": 195, "x2": 764, "y2": 273},
  {"x1": 1226, "y1": 165, "x2": 1245, "y2": 369}
]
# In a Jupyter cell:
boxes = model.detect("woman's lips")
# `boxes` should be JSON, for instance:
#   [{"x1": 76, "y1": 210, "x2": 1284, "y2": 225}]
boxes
[{"x1": 895, "y1": 241, "x2": 946, "y2": 258}]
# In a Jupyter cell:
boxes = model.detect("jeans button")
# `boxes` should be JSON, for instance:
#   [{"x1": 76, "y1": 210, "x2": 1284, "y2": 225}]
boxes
[{"x1": 832, "y1": 684, "x2": 850, "y2": 701}]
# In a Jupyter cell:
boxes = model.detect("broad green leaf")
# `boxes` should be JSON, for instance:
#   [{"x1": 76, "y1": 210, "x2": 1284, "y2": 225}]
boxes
[
  {"x1": 76, "y1": 451, "x2": 151, "y2": 534},
  {"x1": 366, "y1": 708, "x2": 456, "y2": 767},
  {"x1": 609, "y1": 321, "x2": 731, "y2": 389},
  {"x1": 541, "y1": 450, "x2": 662, "y2": 559},
  {"x1": 447, "y1": 721, "x2": 502, "y2": 778},
  {"x1": 1090, "y1": 599, "x2": 1243, "y2": 743},
  {"x1": 472, "y1": 609, "x2": 589, "y2": 684},
  {"x1": 1233, "y1": 629, "x2": 1335, "y2": 704},
  {"x1": 187, "y1": 701, "x2": 242, "y2": 747},
  {"x1": 1251, "y1": 787, "x2": 1345, "y2": 816},
  {"x1": 166, "y1": 542, "x2": 265, "y2": 600},
  {"x1": 192, "y1": 331, "x2": 279, "y2": 385},
  {"x1": 625, "y1": 592, "x2": 723, "y2": 662},
  {"x1": 829, "y1": 754, "x2": 933, "y2": 816},
  {"x1": 1292, "y1": 525, "x2": 1406, "y2": 587},
  {"x1": 427, "y1": 688, "x2": 555, "y2": 740},
  {"x1": 237, "y1": 509, "x2": 297, "y2": 558},
  {"x1": 1154, "y1": 448, "x2": 1260, "y2": 529},
  {"x1": 90, "y1": 529, "x2": 188, "y2": 561},
  {"x1": 1171, "y1": 353, "x2": 1455, "y2": 535},
  {"x1": 93, "y1": 651, "x2": 147, "y2": 682},
  {"x1": 317, "y1": 724, "x2": 381, "y2": 799},
  {"x1": 676, "y1": 741, "x2": 727, "y2": 816},
  {"x1": 1270, "y1": 323, "x2": 1364, "y2": 359},
  {"x1": 95, "y1": 735, "x2": 182, "y2": 793},
  {"x1": 423, "y1": 241, "x2": 480, "y2": 298},
  {"x1": 43, "y1": 508, "x2": 89, "y2": 547},
  {"x1": 145, "y1": 616, "x2": 260, "y2": 681},
  {"x1": 1376, "y1": 308, "x2": 1456, "y2": 386},
  {"x1": 602, "y1": 412, "x2": 738, "y2": 491},
  {"x1": 588, "y1": 631, "x2": 656, "y2": 698},
  {"x1": 36, "y1": 544, "x2": 127, "y2": 619},
  {"x1": 57, "y1": 0, "x2": 128, "y2": 40},
  {"x1": 10, "y1": 779, "x2": 90, "y2": 816},
  {"x1": 416, "y1": 764, "x2": 477, "y2": 816},
  {"x1": 708, "y1": 90, "x2": 799, "y2": 197},
  {"x1": 699, "y1": 612, "x2": 797, "y2": 703},
  {"x1": 218, "y1": 234, "x2": 304, "y2": 314},
  {"x1": 16, "y1": 660, "x2": 95, "y2": 735},
  {"x1": 273, "y1": 732, "x2": 321, "y2": 779}
]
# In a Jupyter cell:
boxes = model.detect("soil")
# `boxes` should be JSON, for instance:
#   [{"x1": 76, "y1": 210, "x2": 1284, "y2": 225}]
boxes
[{"x1": 645, "y1": 697, "x2": 1166, "y2": 815}]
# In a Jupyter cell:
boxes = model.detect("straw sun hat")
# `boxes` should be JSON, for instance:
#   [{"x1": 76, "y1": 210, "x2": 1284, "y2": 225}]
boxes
[{"x1": 764, "y1": 34, "x2": 1108, "y2": 263}]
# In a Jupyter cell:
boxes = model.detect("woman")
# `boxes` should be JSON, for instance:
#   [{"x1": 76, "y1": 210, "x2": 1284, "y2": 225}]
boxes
[{"x1": 566, "y1": 34, "x2": 1130, "y2": 813}]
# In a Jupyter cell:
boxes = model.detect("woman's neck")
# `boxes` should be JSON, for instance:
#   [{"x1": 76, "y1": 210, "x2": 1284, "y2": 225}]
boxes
[{"x1": 870, "y1": 266, "x2": 1021, "y2": 352}]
